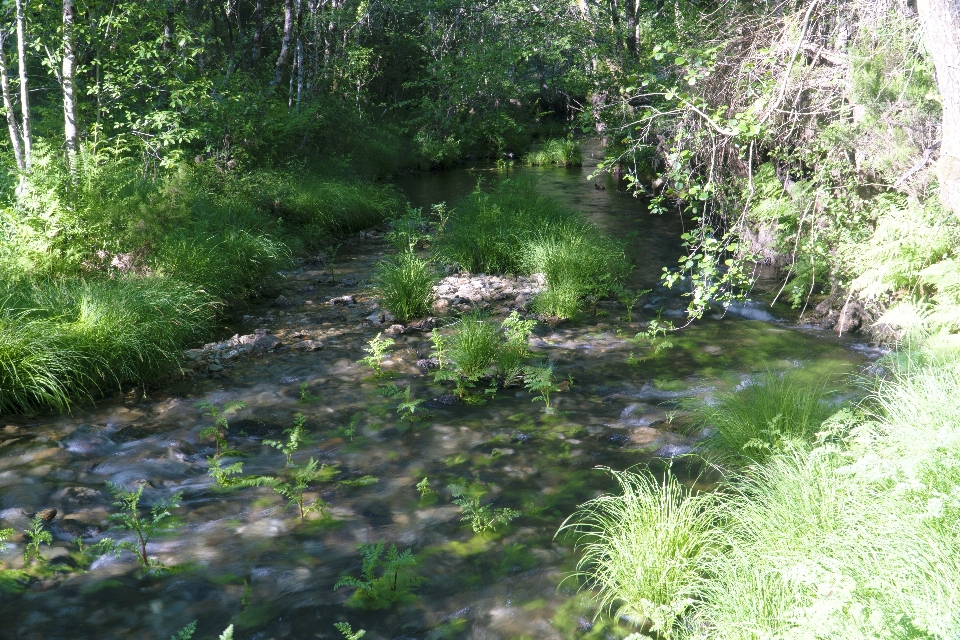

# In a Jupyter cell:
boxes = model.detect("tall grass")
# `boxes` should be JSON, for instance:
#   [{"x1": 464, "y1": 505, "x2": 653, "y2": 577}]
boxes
[
  {"x1": 689, "y1": 370, "x2": 834, "y2": 465},
  {"x1": 565, "y1": 348, "x2": 960, "y2": 638},
  {"x1": 523, "y1": 138, "x2": 583, "y2": 166},
  {"x1": 373, "y1": 252, "x2": 438, "y2": 322}
]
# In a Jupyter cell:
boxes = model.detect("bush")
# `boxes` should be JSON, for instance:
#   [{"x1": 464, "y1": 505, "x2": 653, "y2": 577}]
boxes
[
  {"x1": 688, "y1": 370, "x2": 834, "y2": 465},
  {"x1": 373, "y1": 252, "x2": 438, "y2": 322},
  {"x1": 523, "y1": 138, "x2": 583, "y2": 166}
]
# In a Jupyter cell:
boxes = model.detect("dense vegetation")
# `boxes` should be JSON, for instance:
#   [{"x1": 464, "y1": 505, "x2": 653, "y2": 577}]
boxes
[{"x1": 1, "y1": 0, "x2": 959, "y2": 636}]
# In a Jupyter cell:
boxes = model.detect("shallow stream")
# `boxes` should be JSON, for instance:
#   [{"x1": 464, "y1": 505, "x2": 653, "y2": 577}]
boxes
[{"x1": 0, "y1": 145, "x2": 878, "y2": 639}]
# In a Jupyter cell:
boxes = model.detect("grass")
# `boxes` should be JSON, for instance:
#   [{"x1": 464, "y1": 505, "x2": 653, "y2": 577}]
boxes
[
  {"x1": 434, "y1": 179, "x2": 627, "y2": 317},
  {"x1": 372, "y1": 252, "x2": 438, "y2": 322},
  {"x1": 687, "y1": 369, "x2": 835, "y2": 466},
  {"x1": 564, "y1": 345, "x2": 960, "y2": 638},
  {"x1": 523, "y1": 138, "x2": 583, "y2": 166}
]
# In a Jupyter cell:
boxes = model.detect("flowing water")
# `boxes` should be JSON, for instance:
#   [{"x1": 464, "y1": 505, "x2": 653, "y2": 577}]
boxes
[{"x1": 0, "y1": 145, "x2": 878, "y2": 639}]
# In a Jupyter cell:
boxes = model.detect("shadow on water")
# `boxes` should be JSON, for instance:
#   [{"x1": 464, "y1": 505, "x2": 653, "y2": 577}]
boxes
[{"x1": 0, "y1": 144, "x2": 875, "y2": 639}]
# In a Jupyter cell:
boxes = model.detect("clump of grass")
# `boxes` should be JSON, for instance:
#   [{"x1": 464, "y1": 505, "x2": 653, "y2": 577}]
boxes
[
  {"x1": 523, "y1": 138, "x2": 583, "y2": 166},
  {"x1": 373, "y1": 252, "x2": 438, "y2": 322},
  {"x1": 560, "y1": 468, "x2": 719, "y2": 637},
  {"x1": 689, "y1": 370, "x2": 834, "y2": 465}
]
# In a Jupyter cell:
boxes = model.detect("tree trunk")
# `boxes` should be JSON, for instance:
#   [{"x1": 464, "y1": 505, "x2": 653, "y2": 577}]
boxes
[
  {"x1": 62, "y1": 0, "x2": 78, "y2": 170},
  {"x1": 918, "y1": 0, "x2": 960, "y2": 215},
  {"x1": 273, "y1": 0, "x2": 294, "y2": 85},
  {"x1": 252, "y1": 0, "x2": 263, "y2": 64},
  {"x1": 0, "y1": 31, "x2": 24, "y2": 171},
  {"x1": 625, "y1": 0, "x2": 637, "y2": 57},
  {"x1": 15, "y1": 0, "x2": 30, "y2": 170}
]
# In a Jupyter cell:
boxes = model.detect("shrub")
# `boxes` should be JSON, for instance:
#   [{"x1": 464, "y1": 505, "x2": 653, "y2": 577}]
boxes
[
  {"x1": 373, "y1": 252, "x2": 438, "y2": 322},
  {"x1": 523, "y1": 138, "x2": 583, "y2": 166}
]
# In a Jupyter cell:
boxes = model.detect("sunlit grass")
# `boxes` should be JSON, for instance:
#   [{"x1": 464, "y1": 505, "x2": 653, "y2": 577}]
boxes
[{"x1": 373, "y1": 252, "x2": 438, "y2": 322}]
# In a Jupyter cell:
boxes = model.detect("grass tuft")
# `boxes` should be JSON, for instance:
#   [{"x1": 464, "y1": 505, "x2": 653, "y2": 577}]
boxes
[
  {"x1": 373, "y1": 252, "x2": 438, "y2": 323},
  {"x1": 523, "y1": 138, "x2": 583, "y2": 166}
]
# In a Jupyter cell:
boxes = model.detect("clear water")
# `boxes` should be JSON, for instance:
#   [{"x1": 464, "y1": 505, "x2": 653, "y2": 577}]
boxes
[{"x1": 0, "y1": 144, "x2": 875, "y2": 639}]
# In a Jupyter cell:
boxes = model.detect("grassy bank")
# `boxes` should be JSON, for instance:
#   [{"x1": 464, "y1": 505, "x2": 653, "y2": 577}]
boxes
[
  {"x1": 564, "y1": 344, "x2": 960, "y2": 637},
  {"x1": 0, "y1": 150, "x2": 404, "y2": 414}
]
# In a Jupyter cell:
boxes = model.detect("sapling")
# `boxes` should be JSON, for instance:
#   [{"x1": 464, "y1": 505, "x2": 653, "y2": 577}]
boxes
[
  {"x1": 359, "y1": 333, "x2": 394, "y2": 377},
  {"x1": 91, "y1": 483, "x2": 183, "y2": 570},
  {"x1": 23, "y1": 516, "x2": 51, "y2": 564},
  {"x1": 523, "y1": 362, "x2": 561, "y2": 413},
  {"x1": 396, "y1": 386, "x2": 427, "y2": 422},
  {"x1": 264, "y1": 413, "x2": 308, "y2": 466},
  {"x1": 334, "y1": 622, "x2": 366, "y2": 640},
  {"x1": 334, "y1": 541, "x2": 423, "y2": 608},
  {"x1": 449, "y1": 484, "x2": 521, "y2": 533},
  {"x1": 197, "y1": 400, "x2": 246, "y2": 458},
  {"x1": 272, "y1": 457, "x2": 339, "y2": 521}
]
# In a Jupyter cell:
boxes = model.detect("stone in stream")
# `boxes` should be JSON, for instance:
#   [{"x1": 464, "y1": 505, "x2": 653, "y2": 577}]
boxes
[
  {"x1": 272, "y1": 295, "x2": 296, "y2": 308},
  {"x1": 328, "y1": 295, "x2": 355, "y2": 306},
  {"x1": 383, "y1": 324, "x2": 405, "y2": 338},
  {"x1": 290, "y1": 339, "x2": 323, "y2": 352}
]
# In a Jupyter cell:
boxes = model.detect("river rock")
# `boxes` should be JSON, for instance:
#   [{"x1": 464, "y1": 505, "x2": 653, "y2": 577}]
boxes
[
  {"x1": 254, "y1": 334, "x2": 282, "y2": 351},
  {"x1": 329, "y1": 295, "x2": 355, "y2": 306},
  {"x1": 290, "y1": 339, "x2": 323, "y2": 352},
  {"x1": 383, "y1": 324, "x2": 405, "y2": 337},
  {"x1": 272, "y1": 295, "x2": 296, "y2": 308},
  {"x1": 405, "y1": 317, "x2": 437, "y2": 332}
]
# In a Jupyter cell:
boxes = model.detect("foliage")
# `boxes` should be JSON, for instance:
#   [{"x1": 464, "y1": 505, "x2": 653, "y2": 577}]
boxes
[
  {"x1": 359, "y1": 333, "x2": 395, "y2": 378},
  {"x1": 416, "y1": 477, "x2": 435, "y2": 498},
  {"x1": 263, "y1": 413, "x2": 309, "y2": 466},
  {"x1": 613, "y1": 286, "x2": 650, "y2": 323},
  {"x1": 334, "y1": 622, "x2": 366, "y2": 640},
  {"x1": 271, "y1": 458, "x2": 339, "y2": 522},
  {"x1": 0, "y1": 528, "x2": 13, "y2": 553},
  {"x1": 22, "y1": 516, "x2": 52, "y2": 565},
  {"x1": 449, "y1": 483, "x2": 521, "y2": 534},
  {"x1": 334, "y1": 541, "x2": 423, "y2": 609},
  {"x1": 197, "y1": 400, "x2": 246, "y2": 458},
  {"x1": 439, "y1": 312, "x2": 502, "y2": 397},
  {"x1": 169, "y1": 621, "x2": 197, "y2": 640},
  {"x1": 688, "y1": 370, "x2": 834, "y2": 466},
  {"x1": 91, "y1": 483, "x2": 183, "y2": 570},
  {"x1": 396, "y1": 386, "x2": 428, "y2": 422},
  {"x1": 494, "y1": 312, "x2": 537, "y2": 385},
  {"x1": 524, "y1": 138, "x2": 583, "y2": 166},
  {"x1": 373, "y1": 251, "x2": 438, "y2": 323},
  {"x1": 523, "y1": 362, "x2": 560, "y2": 414}
]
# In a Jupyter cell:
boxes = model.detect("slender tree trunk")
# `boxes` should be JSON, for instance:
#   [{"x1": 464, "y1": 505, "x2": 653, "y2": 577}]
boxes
[
  {"x1": 273, "y1": 0, "x2": 294, "y2": 85},
  {"x1": 62, "y1": 0, "x2": 78, "y2": 171},
  {"x1": 625, "y1": 0, "x2": 637, "y2": 56},
  {"x1": 917, "y1": 0, "x2": 960, "y2": 215},
  {"x1": 0, "y1": 31, "x2": 24, "y2": 171},
  {"x1": 252, "y1": 0, "x2": 263, "y2": 64},
  {"x1": 15, "y1": 0, "x2": 31, "y2": 170},
  {"x1": 163, "y1": 1, "x2": 174, "y2": 52}
]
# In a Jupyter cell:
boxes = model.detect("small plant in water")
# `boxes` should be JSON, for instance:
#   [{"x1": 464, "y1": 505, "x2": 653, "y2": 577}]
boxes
[
  {"x1": 23, "y1": 516, "x2": 52, "y2": 564},
  {"x1": 334, "y1": 541, "x2": 423, "y2": 609},
  {"x1": 429, "y1": 328, "x2": 448, "y2": 370},
  {"x1": 416, "y1": 477, "x2": 435, "y2": 498},
  {"x1": 613, "y1": 285, "x2": 651, "y2": 322},
  {"x1": 197, "y1": 400, "x2": 246, "y2": 458},
  {"x1": 271, "y1": 457, "x2": 338, "y2": 521},
  {"x1": 336, "y1": 413, "x2": 363, "y2": 441},
  {"x1": 91, "y1": 483, "x2": 183, "y2": 570},
  {"x1": 359, "y1": 333, "x2": 394, "y2": 377},
  {"x1": 299, "y1": 382, "x2": 321, "y2": 403},
  {"x1": 264, "y1": 413, "x2": 308, "y2": 466},
  {"x1": 449, "y1": 483, "x2": 521, "y2": 533},
  {"x1": 397, "y1": 386, "x2": 428, "y2": 422},
  {"x1": 0, "y1": 527, "x2": 14, "y2": 553},
  {"x1": 334, "y1": 622, "x2": 366, "y2": 639},
  {"x1": 523, "y1": 362, "x2": 560, "y2": 413}
]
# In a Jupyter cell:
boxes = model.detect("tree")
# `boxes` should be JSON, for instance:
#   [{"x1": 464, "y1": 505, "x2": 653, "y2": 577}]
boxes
[
  {"x1": 0, "y1": 28, "x2": 24, "y2": 172},
  {"x1": 15, "y1": 0, "x2": 30, "y2": 170},
  {"x1": 918, "y1": 0, "x2": 960, "y2": 216},
  {"x1": 62, "y1": 0, "x2": 78, "y2": 170}
]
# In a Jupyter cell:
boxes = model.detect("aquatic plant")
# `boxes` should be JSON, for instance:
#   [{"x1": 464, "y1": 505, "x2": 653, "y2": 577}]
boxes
[
  {"x1": 523, "y1": 362, "x2": 560, "y2": 413},
  {"x1": 0, "y1": 527, "x2": 13, "y2": 553},
  {"x1": 197, "y1": 400, "x2": 246, "y2": 458},
  {"x1": 334, "y1": 622, "x2": 366, "y2": 640},
  {"x1": 264, "y1": 413, "x2": 309, "y2": 466},
  {"x1": 169, "y1": 621, "x2": 197, "y2": 640},
  {"x1": 523, "y1": 138, "x2": 583, "y2": 166},
  {"x1": 22, "y1": 516, "x2": 52, "y2": 565},
  {"x1": 494, "y1": 312, "x2": 536, "y2": 385},
  {"x1": 444, "y1": 312, "x2": 500, "y2": 394},
  {"x1": 359, "y1": 332, "x2": 395, "y2": 377},
  {"x1": 386, "y1": 206, "x2": 432, "y2": 253},
  {"x1": 559, "y1": 468, "x2": 719, "y2": 638},
  {"x1": 449, "y1": 483, "x2": 521, "y2": 533},
  {"x1": 689, "y1": 370, "x2": 833, "y2": 465},
  {"x1": 396, "y1": 386, "x2": 428, "y2": 422},
  {"x1": 298, "y1": 381, "x2": 321, "y2": 403},
  {"x1": 373, "y1": 251, "x2": 438, "y2": 323},
  {"x1": 429, "y1": 328, "x2": 449, "y2": 370},
  {"x1": 91, "y1": 483, "x2": 183, "y2": 570},
  {"x1": 613, "y1": 285, "x2": 650, "y2": 323},
  {"x1": 334, "y1": 541, "x2": 423, "y2": 609},
  {"x1": 271, "y1": 457, "x2": 338, "y2": 521}
]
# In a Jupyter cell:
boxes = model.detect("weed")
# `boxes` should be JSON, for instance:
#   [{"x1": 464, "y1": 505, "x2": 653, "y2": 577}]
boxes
[
  {"x1": 429, "y1": 328, "x2": 449, "y2": 370},
  {"x1": 447, "y1": 312, "x2": 500, "y2": 393},
  {"x1": 271, "y1": 458, "x2": 338, "y2": 521},
  {"x1": 449, "y1": 483, "x2": 521, "y2": 533},
  {"x1": 91, "y1": 483, "x2": 183, "y2": 570},
  {"x1": 0, "y1": 527, "x2": 13, "y2": 553},
  {"x1": 397, "y1": 386, "x2": 428, "y2": 422},
  {"x1": 23, "y1": 516, "x2": 52, "y2": 565},
  {"x1": 197, "y1": 400, "x2": 246, "y2": 458},
  {"x1": 523, "y1": 362, "x2": 560, "y2": 413},
  {"x1": 359, "y1": 333, "x2": 394, "y2": 378},
  {"x1": 416, "y1": 477, "x2": 435, "y2": 498},
  {"x1": 613, "y1": 285, "x2": 651, "y2": 322},
  {"x1": 373, "y1": 251, "x2": 438, "y2": 322},
  {"x1": 523, "y1": 138, "x2": 583, "y2": 166},
  {"x1": 264, "y1": 413, "x2": 309, "y2": 466},
  {"x1": 169, "y1": 621, "x2": 197, "y2": 640},
  {"x1": 494, "y1": 312, "x2": 536, "y2": 385},
  {"x1": 334, "y1": 622, "x2": 366, "y2": 640},
  {"x1": 386, "y1": 206, "x2": 432, "y2": 253},
  {"x1": 323, "y1": 242, "x2": 343, "y2": 279},
  {"x1": 336, "y1": 413, "x2": 363, "y2": 441},
  {"x1": 632, "y1": 316, "x2": 675, "y2": 359},
  {"x1": 334, "y1": 541, "x2": 423, "y2": 609},
  {"x1": 298, "y1": 382, "x2": 321, "y2": 403}
]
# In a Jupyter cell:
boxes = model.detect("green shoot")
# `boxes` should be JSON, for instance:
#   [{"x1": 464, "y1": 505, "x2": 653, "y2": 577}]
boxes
[
  {"x1": 416, "y1": 477, "x2": 435, "y2": 498},
  {"x1": 613, "y1": 285, "x2": 651, "y2": 322},
  {"x1": 523, "y1": 362, "x2": 560, "y2": 413},
  {"x1": 23, "y1": 516, "x2": 52, "y2": 564},
  {"x1": 334, "y1": 541, "x2": 423, "y2": 609},
  {"x1": 429, "y1": 328, "x2": 448, "y2": 370},
  {"x1": 336, "y1": 413, "x2": 363, "y2": 441},
  {"x1": 91, "y1": 483, "x2": 183, "y2": 570},
  {"x1": 0, "y1": 527, "x2": 14, "y2": 553},
  {"x1": 359, "y1": 333, "x2": 395, "y2": 377},
  {"x1": 449, "y1": 484, "x2": 521, "y2": 533},
  {"x1": 334, "y1": 622, "x2": 366, "y2": 639},
  {"x1": 299, "y1": 382, "x2": 321, "y2": 403},
  {"x1": 263, "y1": 413, "x2": 308, "y2": 466},
  {"x1": 271, "y1": 457, "x2": 339, "y2": 521},
  {"x1": 169, "y1": 621, "x2": 197, "y2": 640},
  {"x1": 196, "y1": 400, "x2": 246, "y2": 458},
  {"x1": 397, "y1": 386, "x2": 428, "y2": 422}
]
